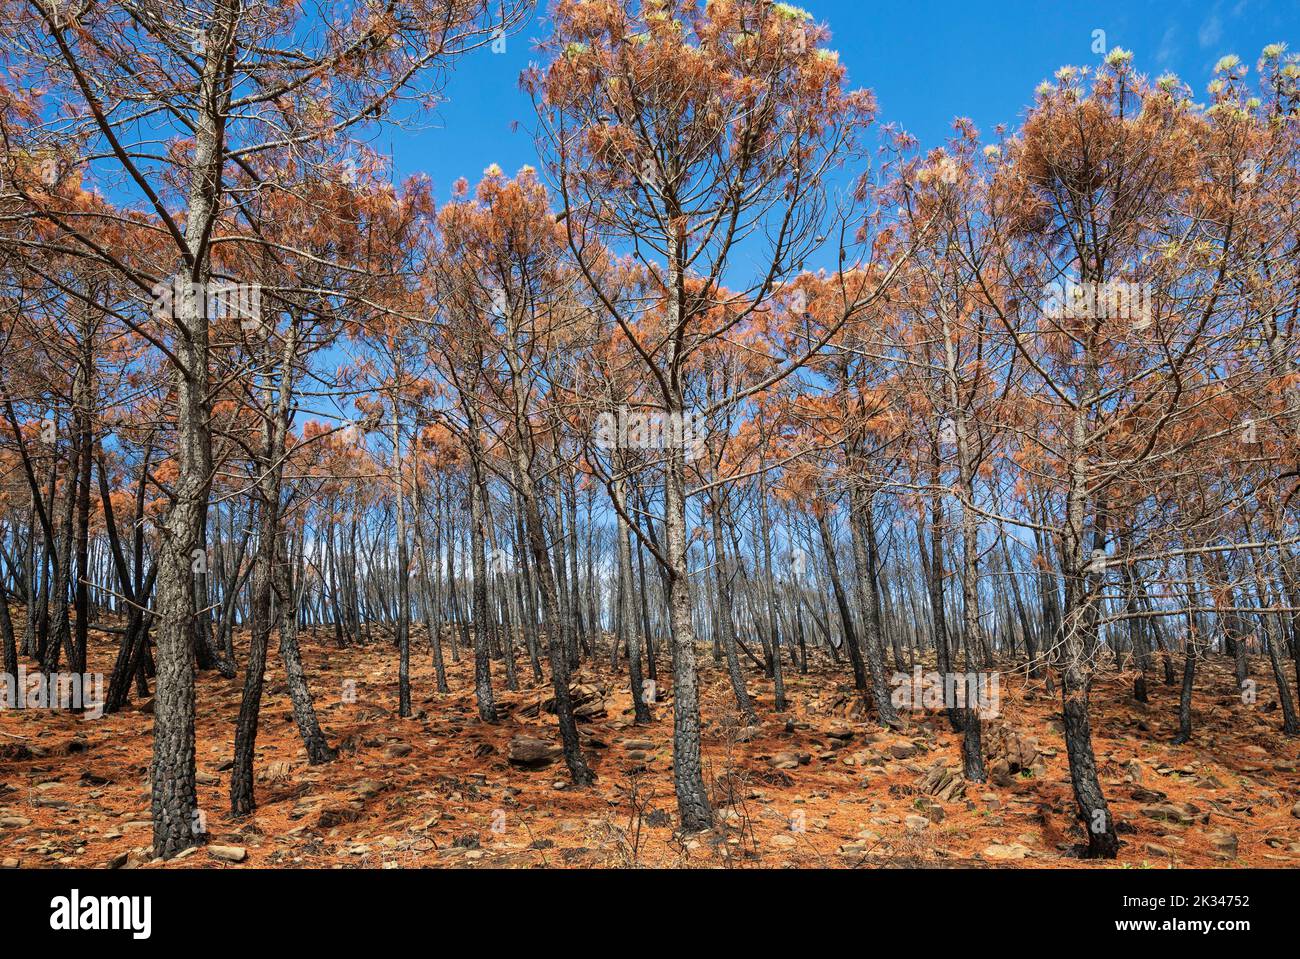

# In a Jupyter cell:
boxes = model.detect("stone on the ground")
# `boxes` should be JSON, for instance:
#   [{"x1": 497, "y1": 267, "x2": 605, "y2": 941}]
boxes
[
  {"x1": 768, "y1": 750, "x2": 810, "y2": 770},
  {"x1": 1139, "y1": 803, "x2": 1195, "y2": 825},
  {"x1": 982, "y1": 842, "x2": 1031, "y2": 860},
  {"x1": 1207, "y1": 830, "x2": 1238, "y2": 860},
  {"x1": 508, "y1": 736, "x2": 561, "y2": 768},
  {"x1": 208, "y1": 845, "x2": 248, "y2": 863}
]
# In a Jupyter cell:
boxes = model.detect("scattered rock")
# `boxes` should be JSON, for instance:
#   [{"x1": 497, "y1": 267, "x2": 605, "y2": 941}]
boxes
[
  {"x1": 1130, "y1": 787, "x2": 1167, "y2": 804},
  {"x1": 645, "y1": 809, "x2": 672, "y2": 829},
  {"x1": 989, "y1": 759, "x2": 1015, "y2": 787},
  {"x1": 982, "y1": 842, "x2": 1031, "y2": 861},
  {"x1": 914, "y1": 798, "x2": 945, "y2": 823},
  {"x1": 508, "y1": 736, "x2": 561, "y2": 768},
  {"x1": 986, "y1": 725, "x2": 1040, "y2": 773},
  {"x1": 317, "y1": 804, "x2": 363, "y2": 829},
  {"x1": 532, "y1": 684, "x2": 606, "y2": 721},
  {"x1": 1139, "y1": 803, "x2": 1195, "y2": 826},
  {"x1": 916, "y1": 762, "x2": 967, "y2": 801},
  {"x1": 825, "y1": 724, "x2": 855, "y2": 741},
  {"x1": 208, "y1": 845, "x2": 248, "y2": 863},
  {"x1": 768, "y1": 750, "x2": 811, "y2": 770},
  {"x1": 351, "y1": 780, "x2": 385, "y2": 800},
  {"x1": 1208, "y1": 831, "x2": 1238, "y2": 860}
]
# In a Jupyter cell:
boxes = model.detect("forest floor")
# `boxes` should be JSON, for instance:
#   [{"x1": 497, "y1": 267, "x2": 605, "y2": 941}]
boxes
[{"x1": 2, "y1": 626, "x2": 1298, "y2": 869}]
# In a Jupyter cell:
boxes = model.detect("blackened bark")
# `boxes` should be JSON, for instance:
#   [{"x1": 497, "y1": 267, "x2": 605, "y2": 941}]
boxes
[
  {"x1": 614, "y1": 471, "x2": 651, "y2": 725},
  {"x1": 847, "y1": 483, "x2": 901, "y2": 729},
  {"x1": 1062, "y1": 667, "x2": 1119, "y2": 858},
  {"x1": 516, "y1": 457, "x2": 593, "y2": 785},
  {"x1": 230, "y1": 495, "x2": 276, "y2": 816},
  {"x1": 277, "y1": 535, "x2": 335, "y2": 764},
  {"x1": 467, "y1": 461, "x2": 497, "y2": 723},
  {"x1": 708, "y1": 493, "x2": 756, "y2": 725},
  {"x1": 815, "y1": 505, "x2": 868, "y2": 695}
]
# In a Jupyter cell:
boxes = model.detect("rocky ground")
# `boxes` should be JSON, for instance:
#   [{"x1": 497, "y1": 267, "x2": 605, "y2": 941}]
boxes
[{"x1": 1, "y1": 628, "x2": 1298, "y2": 868}]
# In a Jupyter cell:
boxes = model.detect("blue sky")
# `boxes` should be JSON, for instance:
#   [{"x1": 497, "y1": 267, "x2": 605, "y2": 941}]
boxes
[{"x1": 387, "y1": 0, "x2": 1299, "y2": 198}]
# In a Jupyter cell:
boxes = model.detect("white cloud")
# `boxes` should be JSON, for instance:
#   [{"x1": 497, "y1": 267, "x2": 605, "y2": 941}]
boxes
[
  {"x1": 1198, "y1": 10, "x2": 1223, "y2": 49},
  {"x1": 1156, "y1": 24, "x2": 1179, "y2": 66}
]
